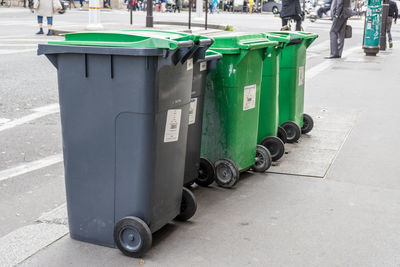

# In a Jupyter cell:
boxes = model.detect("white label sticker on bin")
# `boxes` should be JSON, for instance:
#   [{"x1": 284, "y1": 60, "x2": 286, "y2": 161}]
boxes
[
  {"x1": 189, "y1": 98, "x2": 198, "y2": 125},
  {"x1": 164, "y1": 109, "x2": 182, "y2": 143},
  {"x1": 187, "y1": 58, "x2": 193, "y2": 71},
  {"x1": 298, "y1": 66, "x2": 305, "y2": 86},
  {"x1": 200, "y1": 62, "x2": 207, "y2": 72},
  {"x1": 243, "y1": 84, "x2": 257, "y2": 111}
]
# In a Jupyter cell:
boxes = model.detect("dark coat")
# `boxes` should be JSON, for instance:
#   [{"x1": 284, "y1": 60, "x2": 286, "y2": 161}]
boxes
[
  {"x1": 331, "y1": 0, "x2": 352, "y2": 19},
  {"x1": 280, "y1": 0, "x2": 301, "y2": 18}
]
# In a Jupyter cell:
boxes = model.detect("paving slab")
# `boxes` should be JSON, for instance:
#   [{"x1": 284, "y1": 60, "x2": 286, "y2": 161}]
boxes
[{"x1": 268, "y1": 107, "x2": 358, "y2": 178}]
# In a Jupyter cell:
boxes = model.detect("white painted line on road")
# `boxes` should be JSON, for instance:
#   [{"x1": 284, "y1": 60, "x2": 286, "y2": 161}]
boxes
[
  {"x1": 0, "y1": 154, "x2": 63, "y2": 183},
  {"x1": 0, "y1": 103, "x2": 59, "y2": 132},
  {"x1": 0, "y1": 49, "x2": 36, "y2": 55},
  {"x1": 0, "y1": 223, "x2": 68, "y2": 267},
  {"x1": 306, "y1": 46, "x2": 360, "y2": 82},
  {"x1": 0, "y1": 118, "x2": 10, "y2": 124},
  {"x1": 0, "y1": 44, "x2": 38, "y2": 47}
]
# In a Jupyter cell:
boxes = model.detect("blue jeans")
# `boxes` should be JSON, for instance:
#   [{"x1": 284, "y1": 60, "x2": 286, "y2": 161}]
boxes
[{"x1": 37, "y1": 16, "x2": 53, "y2": 25}]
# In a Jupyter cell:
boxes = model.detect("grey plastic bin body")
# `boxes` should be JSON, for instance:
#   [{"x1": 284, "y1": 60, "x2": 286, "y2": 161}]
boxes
[
  {"x1": 183, "y1": 53, "x2": 221, "y2": 186},
  {"x1": 38, "y1": 44, "x2": 194, "y2": 248}
]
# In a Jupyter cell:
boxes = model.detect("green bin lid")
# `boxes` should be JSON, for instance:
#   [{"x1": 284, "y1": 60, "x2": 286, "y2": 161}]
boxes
[
  {"x1": 122, "y1": 29, "x2": 211, "y2": 43},
  {"x1": 209, "y1": 33, "x2": 278, "y2": 54},
  {"x1": 48, "y1": 31, "x2": 193, "y2": 50},
  {"x1": 266, "y1": 31, "x2": 319, "y2": 41}
]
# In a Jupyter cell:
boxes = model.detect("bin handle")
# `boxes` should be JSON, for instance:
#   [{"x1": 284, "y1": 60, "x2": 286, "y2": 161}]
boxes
[
  {"x1": 238, "y1": 40, "x2": 278, "y2": 50},
  {"x1": 196, "y1": 38, "x2": 214, "y2": 47},
  {"x1": 177, "y1": 40, "x2": 195, "y2": 48}
]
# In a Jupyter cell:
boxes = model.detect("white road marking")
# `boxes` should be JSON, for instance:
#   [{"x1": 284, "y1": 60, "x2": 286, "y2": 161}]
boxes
[
  {"x1": 0, "y1": 118, "x2": 10, "y2": 124},
  {"x1": 0, "y1": 154, "x2": 63, "y2": 182},
  {"x1": 0, "y1": 43, "x2": 38, "y2": 47},
  {"x1": 306, "y1": 46, "x2": 360, "y2": 82},
  {"x1": 0, "y1": 223, "x2": 68, "y2": 267},
  {"x1": 0, "y1": 103, "x2": 59, "y2": 132},
  {"x1": 0, "y1": 48, "x2": 36, "y2": 55}
]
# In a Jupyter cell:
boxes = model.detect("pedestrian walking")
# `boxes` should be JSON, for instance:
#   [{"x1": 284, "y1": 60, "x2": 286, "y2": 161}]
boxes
[
  {"x1": 325, "y1": 0, "x2": 352, "y2": 58},
  {"x1": 280, "y1": 0, "x2": 302, "y2": 31},
  {"x1": 33, "y1": 0, "x2": 60, "y2": 35},
  {"x1": 161, "y1": 0, "x2": 166, "y2": 12},
  {"x1": 387, "y1": 0, "x2": 398, "y2": 48},
  {"x1": 174, "y1": 0, "x2": 180, "y2": 12},
  {"x1": 212, "y1": 0, "x2": 219, "y2": 13}
]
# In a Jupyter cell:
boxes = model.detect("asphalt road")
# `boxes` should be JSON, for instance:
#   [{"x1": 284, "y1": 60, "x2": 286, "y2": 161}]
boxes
[{"x1": 1, "y1": 7, "x2": 400, "y2": 266}]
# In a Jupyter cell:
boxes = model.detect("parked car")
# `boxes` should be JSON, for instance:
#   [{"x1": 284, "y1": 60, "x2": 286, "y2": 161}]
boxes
[{"x1": 262, "y1": 0, "x2": 281, "y2": 14}]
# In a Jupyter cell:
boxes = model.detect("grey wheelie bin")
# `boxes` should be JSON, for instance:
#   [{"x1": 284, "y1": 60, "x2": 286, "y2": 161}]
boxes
[
  {"x1": 116, "y1": 30, "x2": 221, "y2": 188},
  {"x1": 183, "y1": 50, "x2": 222, "y2": 187},
  {"x1": 37, "y1": 31, "x2": 199, "y2": 258}
]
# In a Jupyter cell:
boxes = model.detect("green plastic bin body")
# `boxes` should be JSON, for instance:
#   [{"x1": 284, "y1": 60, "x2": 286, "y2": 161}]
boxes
[
  {"x1": 201, "y1": 34, "x2": 278, "y2": 171},
  {"x1": 257, "y1": 33, "x2": 290, "y2": 143},
  {"x1": 266, "y1": 32, "x2": 318, "y2": 128}
]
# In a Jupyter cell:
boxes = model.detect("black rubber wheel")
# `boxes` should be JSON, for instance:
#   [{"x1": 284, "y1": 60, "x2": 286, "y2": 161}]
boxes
[
  {"x1": 260, "y1": 136, "x2": 285, "y2": 161},
  {"x1": 301, "y1": 113, "x2": 314, "y2": 134},
  {"x1": 272, "y1": 6, "x2": 278, "y2": 14},
  {"x1": 215, "y1": 158, "x2": 240, "y2": 188},
  {"x1": 252, "y1": 145, "x2": 272, "y2": 172},
  {"x1": 277, "y1": 126, "x2": 288, "y2": 143},
  {"x1": 174, "y1": 187, "x2": 197, "y2": 221},
  {"x1": 195, "y1": 157, "x2": 215, "y2": 187},
  {"x1": 281, "y1": 121, "x2": 301, "y2": 143},
  {"x1": 114, "y1": 216, "x2": 152, "y2": 258}
]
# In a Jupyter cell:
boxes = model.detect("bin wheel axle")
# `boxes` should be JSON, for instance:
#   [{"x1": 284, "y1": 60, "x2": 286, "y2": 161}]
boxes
[
  {"x1": 260, "y1": 136, "x2": 285, "y2": 161},
  {"x1": 281, "y1": 121, "x2": 301, "y2": 143},
  {"x1": 301, "y1": 113, "x2": 314, "y2": 134},
  {"x1": 215, "y1": 158, "x2": 240, "y2": 188},
  {"x1": 195, "y1": 157, "x2": 215, "y2": 187},
  {"x1": 252, "y1": 145, "x2": 272, "y2": 172},
  {"x1": 175, "y1": 187, "x2": 197, "y2": 221},
  {"x1": 114, "y1": 216, "x2": 152, "y2": 258}
]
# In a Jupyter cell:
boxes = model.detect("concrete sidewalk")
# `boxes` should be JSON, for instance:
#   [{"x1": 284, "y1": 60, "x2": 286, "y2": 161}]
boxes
[{"x1": 5, "y1": 43, "x2": 399, "y2": 266}]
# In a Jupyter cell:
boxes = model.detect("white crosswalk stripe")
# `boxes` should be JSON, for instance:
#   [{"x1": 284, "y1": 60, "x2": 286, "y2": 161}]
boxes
[{"x1": 0, "y1": 36, "x2": 63, "y2": 54}]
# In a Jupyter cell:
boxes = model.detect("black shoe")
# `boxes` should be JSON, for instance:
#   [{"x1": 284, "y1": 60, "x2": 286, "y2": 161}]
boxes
[
  {"x1": 36, "y1": 29, "x2": 44, "y2": 35},
  {"x1": 47, "y1": 30, "x2": 53, "y2": 36},
  {"x1": 324, "y1": 55, "x2": 341, "y2": 59}
]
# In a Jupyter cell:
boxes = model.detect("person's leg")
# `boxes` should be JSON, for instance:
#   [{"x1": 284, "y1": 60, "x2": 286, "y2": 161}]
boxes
[
  {"x1": 282, "y1": 17, "x2": 288, "y2": 27},
  {"x1": 46, "y1": 16, "x2": 53, "y2": 35},
  {"x1": 295, "y1": 15, "x2": 302, "y2": 31},
  {"x1": 337, "y1": 18, "x2": 347, "y2": 56},
  {"x1": 36, "y1": 16, "x2": 44, "y2": 34},
  {"x1": 329, "y1": 19, "x2": 339, "y2": 57},
  {"x1": 387, "y1": 16, "x2": 393, "y2": 47}
]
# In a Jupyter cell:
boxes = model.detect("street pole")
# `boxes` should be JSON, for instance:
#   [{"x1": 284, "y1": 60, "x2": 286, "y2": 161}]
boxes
[
  {"x1": 130, "y1": 2, "x2": 133, "y2": 25},
  {"x1": 205, "y1": 0, "x2": 208, "y2": 30},
  {"x1": 380, "y1": 0, "x2": 389, "y2": 50},
  {"x1": 189, "y1": 0, "x2": 192, "y2": 29},
  {"x1": 146, "y1": 0, "x2": 154, "y2": 27}
]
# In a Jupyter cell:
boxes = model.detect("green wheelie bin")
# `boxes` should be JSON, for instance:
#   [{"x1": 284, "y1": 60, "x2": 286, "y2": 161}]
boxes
[
  {"x1": 201, "y1": 33, "x2": 278, "y2": 188},
  {"x1": 257, "y1": 33, "x2": 290, "y2": 162},
  {"x1": 266, "y1": 31, "x2": 318, "y2": 143}
]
